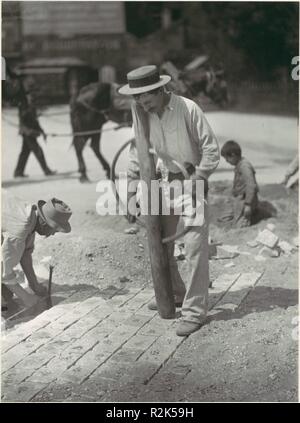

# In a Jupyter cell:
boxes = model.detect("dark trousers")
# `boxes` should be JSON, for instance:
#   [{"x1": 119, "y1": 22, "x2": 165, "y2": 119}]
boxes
[{"x1": 14, "y1": 136, "x2": 50, "y2": 176}]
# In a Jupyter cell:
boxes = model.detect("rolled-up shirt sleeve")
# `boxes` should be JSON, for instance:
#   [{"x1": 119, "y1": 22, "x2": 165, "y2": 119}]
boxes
[{"x1": 191, "y1": 104, "x2": 220, "y2": 179}]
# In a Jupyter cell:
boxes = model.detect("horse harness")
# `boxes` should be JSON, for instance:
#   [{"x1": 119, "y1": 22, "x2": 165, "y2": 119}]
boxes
[{"x1": 77, "y1": 100, "x2": 110, "y2": 122}]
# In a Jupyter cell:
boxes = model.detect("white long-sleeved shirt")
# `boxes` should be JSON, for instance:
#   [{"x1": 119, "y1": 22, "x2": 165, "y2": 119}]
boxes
[
  {"x1": 1, "y1": 190, "x2": 36, "y2": 279},
  {"x1": 128, "y1": 93, "x2": 220, "y2": 180}
]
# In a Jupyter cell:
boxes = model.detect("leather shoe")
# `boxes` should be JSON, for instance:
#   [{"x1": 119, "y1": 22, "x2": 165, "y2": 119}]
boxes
[
  {"x1": 148, "y1": 298, "x2": 183, "y2": 311},
  {"x1": 176, "y1": 320, "x2": 204, "y2": 336}
]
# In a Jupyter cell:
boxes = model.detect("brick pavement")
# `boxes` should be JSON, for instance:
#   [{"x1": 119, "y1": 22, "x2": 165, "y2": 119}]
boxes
[{"x1": 1, "y1": 271, "x2": 262, "y2": 402}]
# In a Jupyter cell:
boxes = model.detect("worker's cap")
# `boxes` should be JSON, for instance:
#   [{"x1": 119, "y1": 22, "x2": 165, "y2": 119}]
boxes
[{"x1": 37, "y1": 198, "x2": 72, "y2": 233}]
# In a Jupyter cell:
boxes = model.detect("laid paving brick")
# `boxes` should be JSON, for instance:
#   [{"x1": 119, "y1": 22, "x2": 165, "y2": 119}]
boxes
[
  {"x1": 62, "y1": 380, "x2": 106, "y2": 401},
  {"x1": 28, "y1": 327, "x2": 107, "y2": 384},
  {"x1": 58, "y1": 363, "x2": 95, "y2": 384},
  {"x1": 37, "y1": 338, "x2": 71, "y2": 355},
  {"x1": 131, "y1": 291, "x2": 156, "y2": 302},
  {"x1": 105, "y1": 290, "x2": 143, "y2": 308},
  {"x1": 123, "y1": 334, "x2": 157, "y2": 351},
  {"x1": 2, "y1": 367, "x2": 36, "y2": 386},
  {"x1": 129, "y1": 289, "x2": 155, "y2": 301},
  {"x1": 122, "y1": 313, "x2": 153, "y2": 328},
  {"x1": 30, "y1": 381, "x2": 75, "y2": 402},
  {"x1": 59, "y1": 329, "x2": 99, "y2": 358},
  {"x1": 137, "y1": 334, "x2": 184, "y2": 367},
  {"x1": 52, "y1": 308, "x2": 112, "y2": 341},
  {"x1": 26, "y1": 362, "x2": 63, "y2": 384},
  {"x1": 90, "y1": 342, "x2": 122, "y2": 362},
  {"x1": 137, "y1": 302, "x2": 157, "y2": 316},
  {"x1": 1, "y1": 381, "x2": 48, "y2": 402},
  {"x1": 163, "y1": 362, "x2": 192, "y2": 376},
  {"x1": 119, "y1": 288, "x2": 148, "y2": 305},
  {"x1": 208, "y1": 273, "x2": 241, "y2": 310},
  {"x1": 138, "y1": 314, "x2": 176, "y2": 336},
  {"x1": 110, "y1": 347, "x2": 145, "y2": 362},
  {"x1": 61, "y1": 290, "x2": 96, "y2": 304},
  {"x1": 38, "y1": 302, "x2": 99, "y2": 334},
  {"x1": 215, "y1": 272, "x2": 263, "y2": 311},
  {"x1": 122, "y1": 299, "x2": 150, "y2": 313},
  {"x1": 25, "y1": 326, "x2": 60, "y2": 343},
  {"x1": 59, "y1": 351, "x2": 111, "y2": 384},
  {"x1": 22, "y1": 350, "x2": 53, "y2": 368},
  {"x1": 230, "y1": 272, "x2": 262, "y2": 291},
  {"x1": 74, "y1": 376, "x2": 118, "y2": 400},
  {"x1": 101, "y1": 382, "x2": 148, "y2": 402},
  {"x1": 37, "y1": 302, "x2": 79, "y2": 320},
  {"x1": 104, "y1": 311, "x2": 132, "y2": 328},
  {"x1": 2, "y1": 342, "x2": 44, "y2": 373},
  {"x1": 1, "y1": 320, "x2": 52, "y2": 353},
  {"x1": 91, "y1": 361, "x2": 133, "y2": 381},
  {"x1": 27, "y1": 346, "x2": 87, "y2": 384},
  {"x1": 2, "y1": 351, "x2": 52, "y2": 385},
  {"x1": 106, "y1": 324, "x2": 140, "y2": 346},
  {"x1": 105, "y1": 296, "x2": 130, "y2": 308}
]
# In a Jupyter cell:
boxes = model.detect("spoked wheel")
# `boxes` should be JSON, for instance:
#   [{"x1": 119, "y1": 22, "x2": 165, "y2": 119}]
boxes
[{"x1": 110, "y1": 140, "x2": 193, "y2": 244}]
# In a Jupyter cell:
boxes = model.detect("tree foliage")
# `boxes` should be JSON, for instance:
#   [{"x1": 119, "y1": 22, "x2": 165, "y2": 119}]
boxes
[
  {"x1": 184, "y1": 2, "x2": 299, "y2": 76},
  {"x1": 125, "y1": 2, "x2": 299, "y2": 77}
]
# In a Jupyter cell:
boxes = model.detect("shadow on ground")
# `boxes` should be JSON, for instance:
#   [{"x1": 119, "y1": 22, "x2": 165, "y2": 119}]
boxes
[{"x1": 207, "y1": 285, "x2": 298, "y2": 324}]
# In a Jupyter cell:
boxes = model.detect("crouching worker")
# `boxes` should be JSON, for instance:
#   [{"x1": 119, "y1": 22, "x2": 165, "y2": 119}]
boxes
[
  {"x1": 1, "y1": 190, "x2": 72, "y2": 310},
  {"x1": 219, "y1": 140, "x2": 259, "y2": 227}
]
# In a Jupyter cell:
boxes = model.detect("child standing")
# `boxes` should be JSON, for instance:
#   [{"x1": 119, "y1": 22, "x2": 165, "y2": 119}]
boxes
[{"x1": 219, "y1": 140, "x2": 259, "y2": 227}]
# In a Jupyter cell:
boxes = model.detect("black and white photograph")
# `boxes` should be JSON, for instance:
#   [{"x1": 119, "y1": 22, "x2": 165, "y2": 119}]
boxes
[{"x1": 1, "y1": 0, "x2": 299, "y2": 405}]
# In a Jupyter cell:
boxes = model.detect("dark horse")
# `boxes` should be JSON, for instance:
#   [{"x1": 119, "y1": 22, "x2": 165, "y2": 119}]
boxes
[{"x1": 70, "y1": 82, "x2": 132, "y2": 182}]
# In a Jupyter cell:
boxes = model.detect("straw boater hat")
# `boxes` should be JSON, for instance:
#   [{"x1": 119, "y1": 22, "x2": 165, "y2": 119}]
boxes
[
  {"x1": 118, "y1": 65, "x2": 171, "y2": 96},
  {"x1": 37, "y1": 198, "x2": 72, "y2": 233}
]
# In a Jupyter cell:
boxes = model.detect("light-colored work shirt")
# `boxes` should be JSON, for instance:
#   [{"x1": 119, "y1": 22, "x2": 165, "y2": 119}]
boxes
[
  {"x1": 1, "y1": 190, "x2": 37, "y2": 279},
  {"x1": 128, "y1": 93, "x2": 220, "y2": 179},
  {"x1": 232, "y1": 158, "x2": 259, "y2": 206}
]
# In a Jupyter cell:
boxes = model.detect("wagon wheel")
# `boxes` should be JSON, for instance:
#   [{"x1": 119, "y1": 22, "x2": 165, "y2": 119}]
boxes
[{"x1": 111, "y1": 140, "x2": 193, "y2": 244}]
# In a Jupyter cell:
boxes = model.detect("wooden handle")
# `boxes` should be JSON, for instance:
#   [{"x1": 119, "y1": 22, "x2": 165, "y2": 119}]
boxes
[
  {"x1": 48, "y1": 265, "x2": 54, "y2": 297},
  {"x1": 131, "y1": 103, "x2": 175, "y2": 319}
]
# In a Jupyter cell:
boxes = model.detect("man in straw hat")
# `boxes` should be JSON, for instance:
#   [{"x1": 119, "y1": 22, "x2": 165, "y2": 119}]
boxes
[
  {"x1": 1, "y1": 190, "x2": 72, "y2": 309},
  {"x1": 119, "y1": 65, "x2": 220, "y2": 336}
]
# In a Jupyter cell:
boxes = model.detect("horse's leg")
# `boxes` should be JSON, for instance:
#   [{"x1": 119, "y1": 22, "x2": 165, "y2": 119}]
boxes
[
  {"x1": 90, "y1": 133, "x2": 111, "y2": 179},
  {"x1": 74, "y1": 136, "x2": 89, "y2": 182}
]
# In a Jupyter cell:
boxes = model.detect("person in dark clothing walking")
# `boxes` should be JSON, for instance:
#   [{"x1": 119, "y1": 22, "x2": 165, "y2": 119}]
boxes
[
  {"x1": 14, "y1": 89, "x2": 56, "y2": 178},
  {"x1": 219, "y1": 140, "x2": 259, "y2": 227}
]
